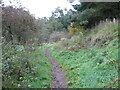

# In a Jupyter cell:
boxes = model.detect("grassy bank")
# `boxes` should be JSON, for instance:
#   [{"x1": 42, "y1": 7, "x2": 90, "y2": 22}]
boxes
[
  {"x1": 2, "y1": 44, "x2": 52, "y2": 88},
  {"x1": 51, "y1": 21, "x2": 119, "y2": 88}
]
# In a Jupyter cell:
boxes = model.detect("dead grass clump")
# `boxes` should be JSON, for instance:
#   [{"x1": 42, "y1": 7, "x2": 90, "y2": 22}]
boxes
[
  {"x1": 53, "y1": 21, "x2": 118, "y2": 50},
  {"x1": 80, "y1": 21, "x2": 118, "y2": 48}
]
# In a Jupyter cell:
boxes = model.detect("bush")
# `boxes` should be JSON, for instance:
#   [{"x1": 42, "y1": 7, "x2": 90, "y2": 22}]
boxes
[{"x1": 2, "y1": 41, "x2": 52, "y2": 88}]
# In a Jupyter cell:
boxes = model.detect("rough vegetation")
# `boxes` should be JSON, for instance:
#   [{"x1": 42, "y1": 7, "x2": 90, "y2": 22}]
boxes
[
  {"x1": 53, "y1": 20, "x2": 118, "y2": 50},
  {"x1": 51, "y1": 21, "x2": 119, "y2": 88},
  {"x1": 2, "y1": 42, "x2": 52, "y2": 88},
  {"x1": 1, "y1": 0, "x2": 119, "y2": 88}
]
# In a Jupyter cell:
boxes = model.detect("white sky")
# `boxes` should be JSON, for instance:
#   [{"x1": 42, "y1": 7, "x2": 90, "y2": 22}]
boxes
[{"x1": 3, "y1": 0, "x2": 80, "y2": 18}]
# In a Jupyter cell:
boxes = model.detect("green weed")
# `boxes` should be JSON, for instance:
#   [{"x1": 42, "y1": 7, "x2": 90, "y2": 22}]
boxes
[
  {"x1": 51, "y1": 21, "x2": 118, "y2": 88},
  {"x1": 2, "y1": 44, "x2": 52, "y2": 88}
]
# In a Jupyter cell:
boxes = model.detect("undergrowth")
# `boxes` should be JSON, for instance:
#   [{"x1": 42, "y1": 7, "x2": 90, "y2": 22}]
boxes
[
  {"x1": 2, "y1": 43, "x2": 52, "y2": 88},
  {"x1": 51, "y1": 21, "x2": 119, "y2": 88},
  {"x1": 53, "y1": 21, "x2": 118, "y2": 50}
]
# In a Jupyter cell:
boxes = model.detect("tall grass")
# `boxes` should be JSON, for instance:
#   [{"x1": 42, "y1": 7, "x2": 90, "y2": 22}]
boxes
[{"x1": 53, "y1": 20, "x2": 118, "y2": 52}]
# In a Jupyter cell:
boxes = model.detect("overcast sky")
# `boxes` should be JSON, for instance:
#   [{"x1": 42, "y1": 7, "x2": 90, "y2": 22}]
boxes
[{"x1": 3, "y1": 0, "x2": 80, "y2": 18}]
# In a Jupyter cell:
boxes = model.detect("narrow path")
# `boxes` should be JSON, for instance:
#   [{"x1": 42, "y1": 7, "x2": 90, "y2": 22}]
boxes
[{"x1": 45, "y1": 48, "x2": 67, "y2": 88}]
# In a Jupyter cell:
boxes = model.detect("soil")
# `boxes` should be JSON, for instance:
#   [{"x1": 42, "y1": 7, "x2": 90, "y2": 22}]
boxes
[{"x1": 45, "y1": 48, "x2": 67, "y2": 88}]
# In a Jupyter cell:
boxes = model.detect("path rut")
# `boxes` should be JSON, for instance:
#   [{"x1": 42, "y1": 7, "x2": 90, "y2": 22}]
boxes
[{"x1": 45, "y1": 48, "x2": 67, "y2": 88}]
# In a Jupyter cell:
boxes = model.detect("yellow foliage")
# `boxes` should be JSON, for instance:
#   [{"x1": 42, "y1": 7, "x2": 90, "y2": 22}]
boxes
[
  {"x1": 68, "y1": 26, "x2": 74, "y2": 35},
  {"x1": 68, "y1": 22, "x2": 83, "y2": 35}
]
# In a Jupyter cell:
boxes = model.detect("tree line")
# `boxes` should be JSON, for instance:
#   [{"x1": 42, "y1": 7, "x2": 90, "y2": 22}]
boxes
[{"x1": 1, "y1": 0, "x2": 119, "y2": 45}]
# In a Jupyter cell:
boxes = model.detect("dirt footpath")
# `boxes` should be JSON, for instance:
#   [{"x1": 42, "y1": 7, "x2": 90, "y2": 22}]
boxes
[{"x1": 45, "y1": 48, "x2": 67, "y2": 88}]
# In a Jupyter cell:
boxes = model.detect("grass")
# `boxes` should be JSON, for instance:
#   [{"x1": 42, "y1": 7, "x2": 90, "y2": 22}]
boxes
[
  {"x1": 23, "y1": 46, "x2": 52, "y2": 88},
  {"x1": 51, "y1": 38, "x2": 118, "y2": 88},
  {"x1": 53, "y1": 21, "x2": 118, "y2": 50},
  {"x1": 2, "y1": 21, "x2": 119, "y2": 88},
  {"x1": 51, "y1": 21, "x2": 119, "y2": 88}
]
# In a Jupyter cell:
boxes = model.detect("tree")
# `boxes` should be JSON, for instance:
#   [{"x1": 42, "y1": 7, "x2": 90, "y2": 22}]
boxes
[
  {"x1": 34, "y1": 18, "x2": 50, "y2": 43},
  {"x1": 46, "y1": 16, "x2": 65, "y2": 33},
  {"x1": 71, "y1": 2, "x2": 119, "y2": 29},
  {"x1": 2, "y1": 6, "x2": 36, "y2": 44},
  {"x1": 52, "y1": 7, "x2": 75, "y2": 31},
  {"x1": 52, "y1": 7, "x2": 64, "y2": 18}
]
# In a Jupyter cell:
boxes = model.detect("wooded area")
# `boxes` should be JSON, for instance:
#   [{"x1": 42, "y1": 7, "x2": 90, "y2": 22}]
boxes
[
  {"x1": 1, "y1": 0, "x2": 119, "y2": 88},
  {"x1": 2, "y1": 1, "x2": 119, "y2": 45}
]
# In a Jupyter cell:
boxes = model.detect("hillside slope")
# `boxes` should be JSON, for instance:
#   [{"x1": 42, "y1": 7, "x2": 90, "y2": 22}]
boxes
[{"x1": 51, "y1": 21, "x2": 119, "y2": 88}]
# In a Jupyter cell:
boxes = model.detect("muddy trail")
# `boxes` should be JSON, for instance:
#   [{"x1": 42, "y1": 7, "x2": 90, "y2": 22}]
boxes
[{"x1": 45, "y1": 48, "x2": 67, "y2": 88}]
